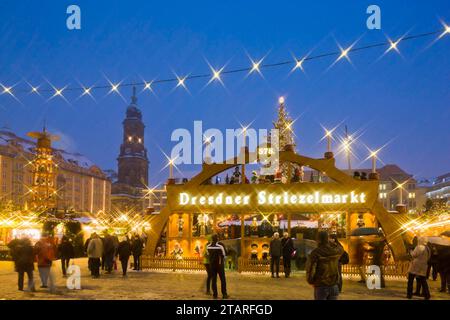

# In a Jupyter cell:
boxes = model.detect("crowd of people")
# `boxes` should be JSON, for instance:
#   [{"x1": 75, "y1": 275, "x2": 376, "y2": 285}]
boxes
[
  {"x1": 84, "y1": 232, "x2": 145, "y2": 278},
  {"x1": 6, "y1": 228, "x2": 450, "y2": 300},
  {"x1": 7, "y1": 231, "x2": 147, "y2": 293}
]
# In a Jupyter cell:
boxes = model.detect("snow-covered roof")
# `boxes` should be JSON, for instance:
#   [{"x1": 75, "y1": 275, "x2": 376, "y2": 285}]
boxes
[{"x1": 0, "y1": 129, "x2": 106, "y2": 176}]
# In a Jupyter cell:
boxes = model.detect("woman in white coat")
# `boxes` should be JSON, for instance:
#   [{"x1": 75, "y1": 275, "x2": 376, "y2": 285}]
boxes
[{"x1": 407, "y1": 237, "x2": 431, "y2": 299}]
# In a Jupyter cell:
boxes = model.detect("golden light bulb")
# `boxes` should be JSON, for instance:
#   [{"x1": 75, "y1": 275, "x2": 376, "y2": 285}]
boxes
[
  {"x1": 251, "y1": 61, "x2": 260, "y2": 72},
  {"x1": 111, "y1": 84, "x2": 120, "y2": 92},
  {"x1": 278, "y1": 96, "x2": 285, "y2": 104},
  {"x1": 338, "y1": 47, "x2": 350, "y2": 60},
  {"x1": 82, "y1": 87, "x2": 91, "y2": 96},
  {"x1": 2, "y1": 86, "x2": 12, "y2": 95},
  {"x1": 294, "y1": 58, "x2": 304, "y2": 70},
  {"x1": 144, "y1": 81, "x2": 152, "y2": 90},
  {"x1": 176, "y1": 76, "x2": 187, "y2": 88},
  {"x1": 212, "y1": 69, "x2": 221, "y2": 80},
  {"x1": 54, "y1": 88, "x2": 64, "y2": 96}
]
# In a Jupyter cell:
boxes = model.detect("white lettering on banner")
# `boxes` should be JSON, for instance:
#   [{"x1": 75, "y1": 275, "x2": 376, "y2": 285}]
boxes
[{"x1": 178, "y1": 191, "x2": 366, "y2": 206}]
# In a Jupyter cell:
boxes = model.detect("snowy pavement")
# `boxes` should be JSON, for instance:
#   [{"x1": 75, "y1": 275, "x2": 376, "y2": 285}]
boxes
[{"x1": 0, "y1": 259, "x2": 448, "y2": 300}]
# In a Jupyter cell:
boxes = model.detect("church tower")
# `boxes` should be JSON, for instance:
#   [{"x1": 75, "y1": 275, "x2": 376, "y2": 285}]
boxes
[{"x1": 117, "y1": 87, "x2": 149, "y2": 188}]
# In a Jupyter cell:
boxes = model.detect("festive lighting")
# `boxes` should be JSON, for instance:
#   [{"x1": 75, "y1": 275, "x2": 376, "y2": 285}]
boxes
[
  {"x1": 338, "y1": 47, "x2": 351, "y2": 61},
  {"x1": 0, "y1": 28, "x2": 445, "y2": 103},
  {"x1": 176, "y1": 75, "x2": 188, "y2": 91},
  {"x1": 143, "y1": 81, "x2": 154, "y2": 92},
  {"x1": 439, "y1": 22, "x2": 450, "y2": 39},
  {"x1": 82, "y1": 87, "x2": 91, "y2": 95},
  {"x1": 293, "y1": 57, "x2": 305, "y2": 72},
  {"x1": 30, "y1": 86, "x2": 39, "y2": 94},
  {"x1": 248, "y1": 56, "x2": 264, "y2": 75},
  {"x1": 320, "y1": 124, "x2": 341, "y2": 152},
  {"x1": 110, "y1": 83, "x2": 120, "y2": 93},
  {"x1": 1, "y1": 85, "x2": 13, "y2": 96},
  {"x1": 278, "y1": 96, "x2": 285, "y2": 104},
  {"x1": 387, "y1": 39, "x2": 401, "y2": 53},
  {"x1": 211, "y1": 68, "x2": 223, "y2": 82}
]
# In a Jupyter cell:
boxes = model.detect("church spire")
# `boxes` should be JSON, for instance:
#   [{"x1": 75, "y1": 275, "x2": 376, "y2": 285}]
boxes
[{"x1": 131, "y1": 86, "x2": 137, "y2": 104}]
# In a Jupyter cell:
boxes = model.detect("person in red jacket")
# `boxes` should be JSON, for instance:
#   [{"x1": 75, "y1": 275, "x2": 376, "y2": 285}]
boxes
[{"x1": 34, "y1": 233, "x2": 57, "y2": 292}]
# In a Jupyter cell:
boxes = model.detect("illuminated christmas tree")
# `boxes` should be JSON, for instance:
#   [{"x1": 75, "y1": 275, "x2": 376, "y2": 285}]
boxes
[
  {"x1": 27, "y1": 126, "x2": 59, "y2": 213},
  {"x1": 272, "y1": 97, "x2": 303, "y2": 182},
  {"x1": 273, "y1": 96, "x2": 295, "y2": 151}
]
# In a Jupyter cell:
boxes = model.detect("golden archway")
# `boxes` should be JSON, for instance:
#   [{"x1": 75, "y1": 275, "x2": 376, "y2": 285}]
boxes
[{"x1": 145, "y1": 149, "x2": 412, "y2": 261}]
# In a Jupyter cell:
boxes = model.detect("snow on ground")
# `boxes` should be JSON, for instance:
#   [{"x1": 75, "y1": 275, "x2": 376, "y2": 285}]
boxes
[{"x1": 0, "y1": 258, "x2": 448, "y2": 300}]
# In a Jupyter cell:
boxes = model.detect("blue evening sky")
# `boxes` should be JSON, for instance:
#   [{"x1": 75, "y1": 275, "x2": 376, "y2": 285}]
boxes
[{"x1": 0, "y1": 0, "x2": 449, "y2": 185}]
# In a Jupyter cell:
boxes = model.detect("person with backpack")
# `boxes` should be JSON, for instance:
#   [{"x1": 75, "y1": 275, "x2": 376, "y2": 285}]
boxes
[
  {"x1": 8, "y1": 237, "x2": 36, "y2": 292},
  {"x1": 34, "y1": 233, "x2": 57, "y2": 292},
  {"x1": 330, "y1": 234, "x2": 349, "y2": 292},
  {"x1": 207, "y1": 234, "x2": 229, "y2": 299},
  {"x1": 58, "y1": 236, "x2": 74, "y2": 277},
  {"x1": 306, "y1": 231, "x2": 343, "y2": 300},
  {"x1": 87, "y1": 233, "x2": 104, "y2": 278},
  {"x1": 281, "y1": 232, "x2": 294, "y2": 278},
  {"x1": 407, "y1": 236, "x2": 431, "y2": 300}
]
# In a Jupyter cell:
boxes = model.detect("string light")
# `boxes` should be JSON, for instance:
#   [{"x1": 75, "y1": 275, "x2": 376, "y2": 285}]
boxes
[
  {"x1": 143, "y1": 81, "x2": 153, "y2": 91},
  {"x1": 249, "y1": 57, "x2": 264, "y2": 75},
  {"x1": 387, "y1": 39, "x2": 401, "y2": 53},
  {"x1": 176, "y1": 75, "x2": 188, "y2": 90},
  {"x1": 1, "y1": 84, "x2": 13, "y2": 96},
  {"x1": 292, "y1": 57, "x2": 306, "y2": 72},
  {"x1": 110, "y1": 83, "x2": 120, "y2": 94},
  {"x1": 0, "y1": 27, "x2": 446, "y2": 101},
  {"x1": 439, "y1": 22, "x2": 450, "y2": 39}
]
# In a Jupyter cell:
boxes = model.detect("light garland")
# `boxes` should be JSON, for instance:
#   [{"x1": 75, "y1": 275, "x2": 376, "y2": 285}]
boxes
[{"x1": 0, "y1": 26, "x2": 447, "y2": 103}]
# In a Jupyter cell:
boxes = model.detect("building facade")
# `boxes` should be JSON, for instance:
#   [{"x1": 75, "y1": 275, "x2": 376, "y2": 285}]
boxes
[
  {"x1": 425, "y1": 172, "x2": 450, "y2": 205},
  {"x1": 345, "y1": 164, "x2": 426, "y2": 213},
  {"x1": 0, "y1": 128, "x2": 111, "y2": 213}
]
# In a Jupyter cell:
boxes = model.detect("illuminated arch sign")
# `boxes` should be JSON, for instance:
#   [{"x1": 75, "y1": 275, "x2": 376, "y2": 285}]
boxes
[{"x1": 168, "y1": 183, "x2": 377, "y2": 212}]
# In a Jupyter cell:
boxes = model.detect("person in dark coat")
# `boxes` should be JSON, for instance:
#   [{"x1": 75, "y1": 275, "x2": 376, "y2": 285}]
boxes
[
  {"x1": 306, "y1": 231, "x2": 343, "y2": 300},
  {"x1": 269, "y1": 232, "x2": 282, "y2": 278},
  {"x1": 131, "y1": 235, "x2": 144, "y2": 271},
  {"x1": 8, "y1": 237, "x2": 35, "y2": 291},
  {"x1": 117, "y1": 236, "x2": 132, "y2": 276},
  {"x1": 103, "y1": 233, "x2": 115, "y2": 274},
  {"x1": 436, "y1": 244, "x2": 450, "y2": 293},
  {"x1": 281, "y1": 232, "x2": 294, "y2": 278},
  {"x1": 330, "y1": 234, "x2": 349, "y2": 292},
  {"x1": 426, "y1": 243, "x2": 439, "y2": 281},
  {"x1": 207, "y1": 234, "x2": 228, "y2": 299},
  {"x1": 58, "y1": 236, "x2": 74, "y2": 277}
]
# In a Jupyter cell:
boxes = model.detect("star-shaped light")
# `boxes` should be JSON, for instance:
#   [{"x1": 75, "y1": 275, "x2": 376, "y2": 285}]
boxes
[
  {"x1": 439, "y1": 22, "x2": 450, "y2": 39},
  {"x1": 1, "y1": 84, "x2": 13, "y2": 96},
  {"x1": 176, "y1": 76, "x2": 188, "y2": 90}
]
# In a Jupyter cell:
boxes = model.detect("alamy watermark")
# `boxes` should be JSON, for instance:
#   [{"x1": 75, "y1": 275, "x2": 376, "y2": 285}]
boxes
[{"x1": 170, "y1": 121, "x2": 280, "y2": 175}]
